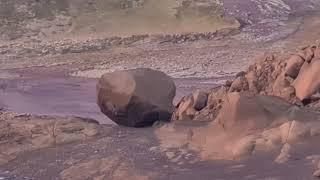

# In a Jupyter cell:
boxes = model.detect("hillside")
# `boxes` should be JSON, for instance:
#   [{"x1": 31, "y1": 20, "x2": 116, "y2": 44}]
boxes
[{"x1": 1, "y1": 0, "x2": 320, "y2": 41}]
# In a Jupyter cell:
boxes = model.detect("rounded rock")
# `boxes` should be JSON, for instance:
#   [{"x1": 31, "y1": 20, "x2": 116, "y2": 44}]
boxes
[{"x1": 97, "y1": 68, "x2": 176, "y2": 127}]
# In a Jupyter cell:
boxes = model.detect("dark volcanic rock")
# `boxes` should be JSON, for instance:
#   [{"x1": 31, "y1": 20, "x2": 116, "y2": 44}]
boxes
[{"x1": 97, "y1": 68, "x2": 176, "y2": 127}]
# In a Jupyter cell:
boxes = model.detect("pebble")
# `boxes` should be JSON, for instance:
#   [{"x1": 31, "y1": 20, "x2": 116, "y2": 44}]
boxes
[{"x1": 165, "y1": 152, "x2": 175, "y2": 159}]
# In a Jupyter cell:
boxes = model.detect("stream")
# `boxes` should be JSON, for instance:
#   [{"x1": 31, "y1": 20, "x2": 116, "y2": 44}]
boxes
[{"x1": 0, "y1": 70, "x2": 227, "y2": 124}]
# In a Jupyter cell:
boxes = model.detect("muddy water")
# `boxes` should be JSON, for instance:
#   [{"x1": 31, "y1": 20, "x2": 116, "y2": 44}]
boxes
[
  {"x1": 0, "y1": 71, "x2": 227, "y2": 124},
  {"x1": 0, "y1": 77, "x2": 110, "y2": 122}
]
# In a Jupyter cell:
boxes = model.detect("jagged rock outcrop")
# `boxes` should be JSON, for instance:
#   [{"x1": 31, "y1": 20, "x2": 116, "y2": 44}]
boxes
[{"x1": 173, "y1": 44, "x2": 320, "y2": 122}]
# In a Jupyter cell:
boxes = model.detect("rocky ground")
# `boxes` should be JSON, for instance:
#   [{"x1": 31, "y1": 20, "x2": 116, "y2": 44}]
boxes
[{"x1": 1, "y1": 0, "x2": 320, "y2": 180}]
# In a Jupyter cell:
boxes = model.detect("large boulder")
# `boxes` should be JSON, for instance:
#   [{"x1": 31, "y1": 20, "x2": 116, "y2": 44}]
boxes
[
  {"x1": 216, "y1": 92, "x2": 292, "y2": 131},
  {"x1": 284, "y1": 55, "x2": 304, "y2": 78},
  {"x1": 97, "y1": 68, "x2": 176, "y2": 127},
  {"x1": 293, "y1": 59, "x2": 320, "y2": 101}
]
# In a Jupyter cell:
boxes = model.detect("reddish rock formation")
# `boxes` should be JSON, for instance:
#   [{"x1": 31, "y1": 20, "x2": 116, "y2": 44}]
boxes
[{"x1": 173, "y1": 44, "x2": 320, "y2": 122}]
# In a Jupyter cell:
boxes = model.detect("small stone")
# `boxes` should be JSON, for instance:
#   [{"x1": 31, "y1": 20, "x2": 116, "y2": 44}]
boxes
[
  {"x1": 225, "y1": 80, "x2": 232, "y2": 87},
  {"x1": 229, "y1": 76, "x2": 249, "y2": 92},
  {"x1": 279, "y1": 86, "x2": 295, "y2": 101},
  {"x1": 275, "y1": 143, "x2": 291, "y2": 163},
  {"x1": 149, "y1": 146, "x2": 158, "y2": 152},
  {"x1": 166, "y1": 152, "x2": 175, "y2": 159},
  {"x1": 245, "y1": 71, "x2": 258, "y2": 93},
  {"x1": 175, "y1": 95, "x2": 196, "y2": 121},
  {"x1": 171, "y1": 155, "x2": 182, "y2": 163},
  {"x1": 186, "y1": 153, "x2": 193, "y2": 157},
  {"x1": 272, "y1": 72, "x2": 290, "y2": 97}
]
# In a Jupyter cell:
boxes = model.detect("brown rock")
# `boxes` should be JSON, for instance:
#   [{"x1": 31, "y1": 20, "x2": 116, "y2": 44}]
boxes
[
  {"x1": 285, "y1": 75, "x2": 295, "y2": 84},
  {"x1": 293, "y1": 59, "x2": 320, "y2": 100},
  {"x1": 229, "y1": 76, "x2": 249, "y2": 92},
  {"x1": 245, "y1": 71, "x2": 258, "y2": 93},
  {"x1": 296, "y1": 47, "x2": 314, "y2": 62},
  {"x1": 207, "y1": 86, "x2": 227, "y2": 107},
  {"x1": 192, "y1": 90, "x2": 208, "y2": 111},
  {"x1": 173, "y1": 95, "x2": 196, "y2": 121},
  {"x1": 225, "y1": 80, "x2": 232, "y2": 87},
  {"x1": 217, "y1": 92, "x2": 292, "y2": 131},
  {"x1": 193, "y1": 107, "x2": 215, "y2": 122},
  {"x1": 272, "y1": 72, "x2": 290, "y2": 97},
  {"x1": 284, "y1": 55, "x2": 304, "y2": 78},
  {"x1": 0, "y1": 112, "x2": 101, "y2": 165},
  {"x1": 173, "y1": 96, "x2": 183, "y2": 108},
  {"x1": 274, "y1": 143, "x2": 292, "y2": 163},
  {"x1": 287, "y1": 120, "x2": 311, "y2": 143},
  {"x1": 315, "y1": 48, "x2": 320, "y2": 59},
  {"x1": 97, "y1": 68, "x2": 176, "y2": 127},
  {"x1": 279, "y1": 86, "x2": 296, "y2": 101}
]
